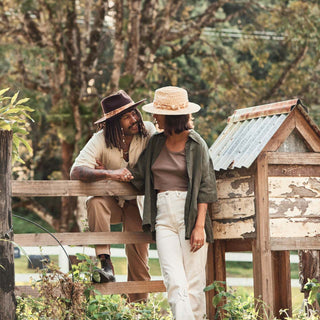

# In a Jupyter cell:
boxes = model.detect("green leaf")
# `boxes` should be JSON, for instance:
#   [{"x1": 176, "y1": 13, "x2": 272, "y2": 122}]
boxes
[
  {"x1": 0, "y1": 122, "x2": 11, "y2": 130},
  {"x1": 12, "y1": 127, "x2": 28, "y2": 135},
  {"x1": 2, "y1": 108, "x2": 26, "y2": 115},
  {"x1": 316, "y1": 291, "x2": 320, "y2": 306},
  {"x1": 19, "y1": 137, "x2": 33, "y2": 153},
  {"x1": 16, "y1": 98, "x2": 30, "y2": 105},
  {"x1": 0, "y1": 88, "x2": 10, "y2": 97},
  {"x1": 11, "y1": 91, "x2": 19, "y2": 104}
]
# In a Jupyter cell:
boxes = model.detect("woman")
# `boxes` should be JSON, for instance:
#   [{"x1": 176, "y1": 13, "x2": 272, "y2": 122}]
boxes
[{"x1": 119, "y1": 86, "x2": 217, "y2": 320}]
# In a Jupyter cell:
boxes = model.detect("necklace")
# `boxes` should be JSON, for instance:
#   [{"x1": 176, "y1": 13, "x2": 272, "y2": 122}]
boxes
[{"x1": 121, "y1": 127, "x2": 130, "y2": 158}]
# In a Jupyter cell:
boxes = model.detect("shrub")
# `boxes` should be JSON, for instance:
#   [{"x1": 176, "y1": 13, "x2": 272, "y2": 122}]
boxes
[{"x1": 16, "y1": 253, "x2": 172, "y2": 320}]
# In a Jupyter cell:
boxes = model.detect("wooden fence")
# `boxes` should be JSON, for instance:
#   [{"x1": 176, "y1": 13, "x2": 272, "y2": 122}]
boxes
[{"x1": 12, "y1": 179, "x2": 217, "y2": 318}]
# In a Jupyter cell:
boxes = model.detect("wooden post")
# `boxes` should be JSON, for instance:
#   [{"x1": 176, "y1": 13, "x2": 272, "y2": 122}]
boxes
[
  {"x1": 206, "y1": 240, "x2": 227, "y2": 320},
  {"x1": 272, "y1": 251, "x2": 292, "y2": 318},
  {"x1": 252, "y1": 152, "x2": 274, "y2": 318},
  {"x1": 0, "y1": 130, "x2": 16, "y2": 320}
]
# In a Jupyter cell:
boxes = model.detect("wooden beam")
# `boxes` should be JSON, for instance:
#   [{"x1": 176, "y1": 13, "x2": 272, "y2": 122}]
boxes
[
  {"x1": 14, "y1": 231, "x2": 155, "y2": 246},
  {"x1": 15, "y1": 280, "x2": 166, "y2": 297},
  {"x1": 12, "y1": 180, "x2": 140, "y2": 197},
  {"x1": 252, "y1": 153, "x2": 274, "y2": 317},
  {"x1": 270, "y1": 237, "x2": 320, "y2": 250},
  {"x1": 272, "y1": 251, "x2": 292, "y2": 319},
  {"x1": 295, "y1": 108, "x2": 320, "y2": 152},
  {"x1": 224, "y1": 239, "x2": 252, "y2": 252},
  {"x1": 262, "y1": 111, "x2": 296, "y2": 152},
  {"x1": 269, "y1": 164, "x2": 320, "y2": 177},
  {"x1": 267, "y1": 152, "x2": 320, "y2": 165}
]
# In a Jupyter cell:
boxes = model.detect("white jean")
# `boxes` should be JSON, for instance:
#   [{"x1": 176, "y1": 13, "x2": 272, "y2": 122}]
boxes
[{"x1": 155, "y1": 191, "x2": 208, "y2": 320}]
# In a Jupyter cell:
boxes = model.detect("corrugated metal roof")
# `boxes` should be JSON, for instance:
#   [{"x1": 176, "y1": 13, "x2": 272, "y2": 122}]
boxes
[{"x1": 209, "y1": 99, "x2": 300, "y2": 171}]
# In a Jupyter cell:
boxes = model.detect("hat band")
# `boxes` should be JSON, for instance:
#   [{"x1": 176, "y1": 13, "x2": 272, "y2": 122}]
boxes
[
  {"x1": 153, "y1": 100, "x2": 188, "y2": 111},
  {"x1": 104, "y1": 101, "x2": 135, "y2": 119}
]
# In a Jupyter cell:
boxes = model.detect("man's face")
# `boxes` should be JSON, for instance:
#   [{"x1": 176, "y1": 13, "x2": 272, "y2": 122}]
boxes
[{"x1": 120, "y1": 109, "x2": 139, "y2": 136}]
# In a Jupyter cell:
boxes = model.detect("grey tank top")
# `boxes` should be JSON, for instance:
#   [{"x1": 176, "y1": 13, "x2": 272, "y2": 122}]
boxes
[{"x1": 152, "y1": 144, "x2": 188, "y2": 191}]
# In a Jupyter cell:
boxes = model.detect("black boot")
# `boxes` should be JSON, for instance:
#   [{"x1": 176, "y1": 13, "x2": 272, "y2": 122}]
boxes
[{"x1": 92, "y1": 255, "x2": 116, "y2": 283}]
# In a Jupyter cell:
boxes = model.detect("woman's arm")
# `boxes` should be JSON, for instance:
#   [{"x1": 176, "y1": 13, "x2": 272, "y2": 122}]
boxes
[{"x1": 190, "y1": 203, "x2": 207, "y2": 252}]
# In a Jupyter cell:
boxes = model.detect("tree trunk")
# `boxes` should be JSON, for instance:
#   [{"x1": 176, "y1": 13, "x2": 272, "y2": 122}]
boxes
[
  {"x1": 0, "y1": 130, "x2": 16, "y2": 320},
  {"x1": 109, "y1": 0, "x2": 124, "y2": 92},
  {"x1": 60, "y1": 140, "x2": 79, "y2": 232},
  {"x1": 299, "y1": 250, "x2": 320, "y2": 311}
]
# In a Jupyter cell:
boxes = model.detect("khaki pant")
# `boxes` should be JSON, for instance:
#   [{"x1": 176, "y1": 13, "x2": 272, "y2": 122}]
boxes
[{"x1": 87, "y1": 196, "x2": 150, "y2": 302}]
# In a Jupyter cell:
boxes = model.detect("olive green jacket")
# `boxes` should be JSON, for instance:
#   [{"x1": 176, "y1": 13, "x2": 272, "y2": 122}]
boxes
[{"x1": 129, "y1": 130, "x2": 217, "y2": 243}]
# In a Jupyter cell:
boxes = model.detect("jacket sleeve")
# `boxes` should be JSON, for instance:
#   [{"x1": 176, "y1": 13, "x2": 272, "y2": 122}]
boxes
[
  {"x1": 197, "y1": 143, "x2": 218, "y2": 204},
  {"x1": 128, "y1": 146, "x2": 148, "y2": 192}
]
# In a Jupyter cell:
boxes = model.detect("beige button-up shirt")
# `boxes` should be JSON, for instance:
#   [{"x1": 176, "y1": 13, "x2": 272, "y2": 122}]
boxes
[{"x1": 71, "y1": 121, "x2": 156, "y2": 204}]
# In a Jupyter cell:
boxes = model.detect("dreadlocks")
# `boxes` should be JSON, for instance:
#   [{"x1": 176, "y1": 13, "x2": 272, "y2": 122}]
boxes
[{"x1": 97, "y1": 108, "x2": 148, "y2": 150}]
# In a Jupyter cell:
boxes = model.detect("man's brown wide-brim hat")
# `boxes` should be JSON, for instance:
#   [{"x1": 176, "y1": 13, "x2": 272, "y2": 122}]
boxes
[
  {"x1": 94, "y1": 90, "x2": 146, "y2": 124},
  {"x1": 142, "y1": 86, "x2": 201, "y2": 115}
]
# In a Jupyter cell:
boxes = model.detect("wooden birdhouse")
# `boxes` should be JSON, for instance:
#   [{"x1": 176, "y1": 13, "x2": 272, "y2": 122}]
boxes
[{"x1": 207, "y1": 99, "x2": 320, "y2": 318}]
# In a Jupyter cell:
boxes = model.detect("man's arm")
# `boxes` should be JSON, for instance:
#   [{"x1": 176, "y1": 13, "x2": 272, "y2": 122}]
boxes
[{"x1": 70, "y1": 165, "x2": 132, "y2": 182}]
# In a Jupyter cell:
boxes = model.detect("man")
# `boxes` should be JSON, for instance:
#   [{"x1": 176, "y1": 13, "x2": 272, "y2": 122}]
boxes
[{"x1": 70, "y1": 90, "x2": 156, "y2": 302}]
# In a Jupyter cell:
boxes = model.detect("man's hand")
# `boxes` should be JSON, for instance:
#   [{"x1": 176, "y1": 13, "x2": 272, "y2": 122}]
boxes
[
  {"x1": 108, "y1": 168, "x2": 134, "y2": 182},
  {"x1": 70, "y1": 164, "x2": 134, "y2": 182}
]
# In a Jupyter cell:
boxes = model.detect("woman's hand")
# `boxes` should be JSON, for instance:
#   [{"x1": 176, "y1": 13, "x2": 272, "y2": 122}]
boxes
[
  {"x1": 95, "y1": 159, "x2": 105, "y2": 170},
  {"x1": 190, "y1": 225, "x2": 205, "y2": 253}
]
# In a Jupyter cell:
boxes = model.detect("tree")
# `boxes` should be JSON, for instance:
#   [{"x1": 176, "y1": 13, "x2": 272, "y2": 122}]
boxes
[{"x1": 0, "y1": 0, "x2": 250, "y2": 230}]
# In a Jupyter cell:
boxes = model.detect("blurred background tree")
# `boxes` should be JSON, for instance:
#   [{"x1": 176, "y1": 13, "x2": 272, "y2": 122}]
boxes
[{"x1": 0, "y1": 0, "x2": 319, "y2": 231}]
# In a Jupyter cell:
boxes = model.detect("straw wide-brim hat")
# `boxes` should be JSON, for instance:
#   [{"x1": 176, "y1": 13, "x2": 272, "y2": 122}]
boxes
[
  {"x1": 142, "y1": 86, "x2": 201, "y2": 115},
  {"x1": 94, "y1": 90, "x2": 146, "y2": 124}
]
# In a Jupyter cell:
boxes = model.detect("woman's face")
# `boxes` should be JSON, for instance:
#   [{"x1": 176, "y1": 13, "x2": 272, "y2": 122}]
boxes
[{"x1": 153, "y1": 114, "x2": 165, "y2": 130}]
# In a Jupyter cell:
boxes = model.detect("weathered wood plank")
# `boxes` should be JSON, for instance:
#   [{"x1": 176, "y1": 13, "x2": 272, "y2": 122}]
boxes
[
  {"x1": 253, "y1": 152, "x2": 274, "y2": 316},
  {"x1": 269, "y1": 165, "x2": 320, "y2": 177},
  {"x1": 225, "y1": 239, "x2": 252, "y2": 252},
  {"x1": 295, "y1": 109, "x2": 320, "y2": 152},
  {"x1": 269, "y1": 177, "x2": 320, "y2": 198},
  {"x1": 269, "y1": 197, "x2": 320, "y2": 218},
  {"x1": 213, "y1": 218, "x2": 255, "y2": 239},
  {"x1": 270, "y1": 237, "x2": 320, "y2": 251},
  {"x1": 15, "y1": 280, "x2": 166, "y2": 297},
  {"x1": 270, "y1": 218, "x2": 320, "y2": 238},
  {"x1": 212, "y1": 197, "x2": 255, "y2": 219},
  {"x1": 12, "y1": 180, "x2": 140, "y2": 197},
  {"x1": 216, "y1": 176, "x2": 254, "y2": 199},
  {"x1": 262, "y1": 111, "x2": 296, "y2": 152},
  {"x1": 267, "y1": 152, "x2": 320, "y2": 165},
  {"x1": 14, "y1": 231, "x2": 155, "y2": 246},
  {"x1": 272, "y1": 251, "x2": 292, "y2": 318}
]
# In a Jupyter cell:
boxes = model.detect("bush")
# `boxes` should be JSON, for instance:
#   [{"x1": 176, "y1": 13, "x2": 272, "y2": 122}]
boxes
[{"x1": 16, "y1": 254, "x2": 172, "y2": 320}]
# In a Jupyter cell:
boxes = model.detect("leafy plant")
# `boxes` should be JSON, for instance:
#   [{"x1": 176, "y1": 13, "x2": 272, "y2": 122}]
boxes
[
  {"x1": 304, "y1": 278, "x2": 320, "y2": 310},
  {"x1": 205, "y1": 281, "x2": 266, "y2": 319},
  {"x1": 0, "y1": 88, "x2": 34, "y2": 163},
  {"x1": 16, "y1": 253, "x2": 172, "y2": 320}
]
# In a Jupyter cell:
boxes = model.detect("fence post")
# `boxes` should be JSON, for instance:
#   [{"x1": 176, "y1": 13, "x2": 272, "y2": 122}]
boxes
[{"x1": 0, "y1": 130, "x2": 16, "y2": 320}]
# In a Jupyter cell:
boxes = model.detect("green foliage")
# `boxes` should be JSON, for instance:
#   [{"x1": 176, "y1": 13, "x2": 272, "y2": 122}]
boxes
[
  {"x1": 304, "y1": 278, "x2": 320, "y2": 308},
  {"x1": 205, "y1": 281, "x2": 264, "y2": 319},
  {"x1": 0, "y1": 88, "x2": 34, "y2": 163},
  {"x1": 16, "y1": 253, "x2": 172, "y2": 320},
  {"x1": 205, "y1": 281, "x2": 320, "y2": 320}
]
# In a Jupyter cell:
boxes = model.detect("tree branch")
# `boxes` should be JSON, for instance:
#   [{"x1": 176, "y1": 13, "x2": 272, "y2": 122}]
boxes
[{"x1": 259, "y1": 45, "x2": 309, "y2": 103}]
